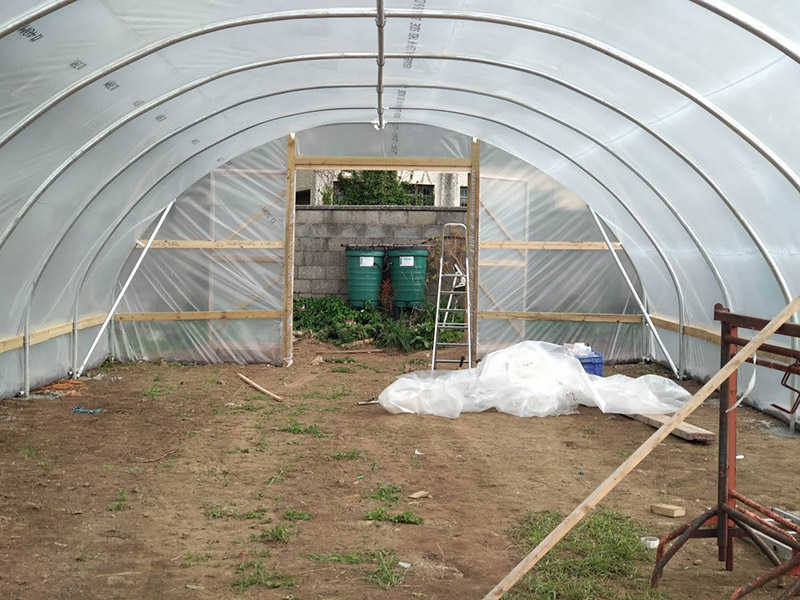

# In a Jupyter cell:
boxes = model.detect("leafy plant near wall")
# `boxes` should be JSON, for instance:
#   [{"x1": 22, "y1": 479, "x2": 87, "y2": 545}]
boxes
[
  {"x1": 324, "y1": 170, "x2": 430, "y2": 206},
  {"x1": 293, "y1": 296, "x2": 462, "y2": 351}
]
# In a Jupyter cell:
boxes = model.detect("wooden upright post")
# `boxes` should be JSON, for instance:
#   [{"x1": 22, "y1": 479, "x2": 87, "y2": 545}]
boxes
[
  {"x1": 282, "y1": 135, "x2": 297, "y2": 366},
  {"x1": 467, "y1": 139, "x2": 481, "y2": 364}
]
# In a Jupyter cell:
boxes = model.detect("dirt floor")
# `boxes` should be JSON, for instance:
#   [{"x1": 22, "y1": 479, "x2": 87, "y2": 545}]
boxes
[{"x1": 0, "y1": 339, "x2": 798, "y2": 600}]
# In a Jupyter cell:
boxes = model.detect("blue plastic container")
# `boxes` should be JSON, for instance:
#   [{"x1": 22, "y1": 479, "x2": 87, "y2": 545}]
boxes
[{"x1": 577, "y1": 351, "x2": 604, "y2": 376}]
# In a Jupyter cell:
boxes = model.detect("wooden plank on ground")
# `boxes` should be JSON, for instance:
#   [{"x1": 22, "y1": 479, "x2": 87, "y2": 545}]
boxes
[
  {"x1": 480, "y1": 240, "x2": 623, "y2": 251},
  {"x1": 136, "y1": 240, "x2": 284, "y2": 249},
  {"x1": 114, "y1": 310, "x2": 282, "y2": 322},
  {"x1": 478, "y1": 311, "x2": 641, "y2": 324},
  {"x1": 626, "y1": 413, "x2": 716, "y2": 442}
]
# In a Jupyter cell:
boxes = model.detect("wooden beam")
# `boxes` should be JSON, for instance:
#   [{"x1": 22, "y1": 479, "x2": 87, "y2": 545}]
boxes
[
  {"x1": 294, "y1": 155, "x2": 473, "y2": 171},
  {"x1": 626, "y1": 413, "x2": 716, "y2": 443},
  {"x1": 480, "y1": 240, "x2": 623, "y2": 251},
  {"x1": 282, "y1": 135, "x2": 297, "y2": 366},
  {"x1": 114, "y1": 310, "x2": 282, "y2": 322},
  {"x1": 651, "y1": 314, "x2": 792, "y2": 365},
  {"x1": 136, "y1": 240, "x2": 284, "y2": 249},
  {"x1": 481, "y1": 294, "x2": 800, "y2": 600},
  {"x1": 478, "y1": 259, "x2": 526, "y2": 268},
  {"x1": 0, "y1": 314, "x2": 106, "y2": 354},
  {"x1": 479, "y1": 311, "x2": 642, "y2": 323}
]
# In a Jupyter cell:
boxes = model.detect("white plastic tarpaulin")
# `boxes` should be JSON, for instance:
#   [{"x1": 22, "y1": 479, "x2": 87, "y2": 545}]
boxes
[{"x1": 0, "y1": 2, "x2": 798, "y2": 417}]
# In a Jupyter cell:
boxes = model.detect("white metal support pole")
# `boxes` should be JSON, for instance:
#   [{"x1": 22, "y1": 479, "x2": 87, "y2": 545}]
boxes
[
  {"x1": 76, "y1": 201, "x2": 175, "y2": 378},
  {"x1": 375, "y1": 0, "x2": 386, "y2": 129},
  {"x1": 22, "y1": 303, "x2": 31, "y2": 396},
  {"x1": 590, "y1": 208, "x2": 680, "y2": 378}
]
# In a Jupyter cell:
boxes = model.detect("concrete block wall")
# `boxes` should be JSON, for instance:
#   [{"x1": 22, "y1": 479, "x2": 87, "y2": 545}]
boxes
[{"x1": 294, "y1": 205, "x2": 467, "y2": 298}]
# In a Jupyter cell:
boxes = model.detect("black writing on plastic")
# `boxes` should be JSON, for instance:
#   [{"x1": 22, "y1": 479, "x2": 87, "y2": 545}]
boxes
[
  {"x1": 18, "y1": 26, "x2": 43, "y2": 42},
  {"x1": 69, "y1": 60, "x2": 87, "y2": 71}
]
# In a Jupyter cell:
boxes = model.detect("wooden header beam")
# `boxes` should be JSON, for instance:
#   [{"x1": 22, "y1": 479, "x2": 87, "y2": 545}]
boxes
[
  {"x1": 294, "y1": 155, "x2": 473, "y2": 171},
  {"x1": 479, "y1": 311, "x2": 641, "y2": 324},
  {"x1": 136, "y1": 240, "x2": 284, "y2": 249},
  {"x1": 114, "y1": 310, "x2": 282, "y2": 322},
  {"x1": 480, "y1": 241, "x2": 623, "y2": 251}
]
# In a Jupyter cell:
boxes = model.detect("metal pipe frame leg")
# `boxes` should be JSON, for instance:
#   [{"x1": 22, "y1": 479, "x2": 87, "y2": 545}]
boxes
[
  {"x1": 730, "y1": 553, "x2": 800, "y2": 600},
  {"x1": 651, "y1": 506, "x2": 718, "y2": 588}
]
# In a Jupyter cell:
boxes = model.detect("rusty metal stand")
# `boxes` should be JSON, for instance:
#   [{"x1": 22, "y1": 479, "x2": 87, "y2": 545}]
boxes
[{"x1": 651, "y1": 304, "x2": 800, "y2": 599}]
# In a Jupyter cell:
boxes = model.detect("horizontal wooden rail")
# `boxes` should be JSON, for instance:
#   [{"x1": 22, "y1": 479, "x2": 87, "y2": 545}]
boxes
[
  {"x1": 294, "y1": 155, "x2": 473, "y2": 171},
  {"x1": 0, "y1": 314, "x2": 106, "y2": 354},
  {"x1": 478, "y1": 259, "x2": 526, "y2": 267},
  {"x1": 480, "y1": 241, "x2": 623, "y2": 251},
  {"x1": 136, "y1": 240, "x2": 284, "y2": 249},
  {"x1": 114, "y1": 310, "x2": 282, "y2": 322},
  {"x1": 479, "y1": 311, "x2": 641, "y2": 323}
]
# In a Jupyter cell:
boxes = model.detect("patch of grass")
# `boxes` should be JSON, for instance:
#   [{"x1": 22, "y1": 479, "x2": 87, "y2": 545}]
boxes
[
  {"x1": 307, "y1": 549, "x2": 383, "y2": 564},
  {"x1": 228, "y1": 398, "x2": 266, "y2": 413},
  {"x1": 247, "y1": 548, "x2": 271, "y2": 558},
  {"x1": 505, "y1": 510, "x2": 673, "y2": 600},
  {"x1": 300, "y1": 386, "x2": 351, "y2": 401},
  {"x1": 288, "y1": 405, "x2": 308, "y2": 417},
  {"x1": 250, "y1": 523, "x2": 294, "y2": 544},
  {"x1": 107, "y1": 489, "x2": 128, "y2": 512},
  {"x1": 367, "y1": 550, "x2": 406, "y2": 589},
  {"x1": 244, "y1": 508, "x2": 270, "y2": 521},
  {"x1": 367, "y1": 482, "x2": 402, "y2": 504},
  {"x1": 283, "y1": 508, "x2": 311, "y2": 521},
  {"x1": 143, "y1": 382, "x2": 176, "y2": 398},
  {"x1": 324, "y1": 356, "x2": 356, "y2": 364},
  {"x1": 232, "y1": 560, "x2": 295, "y2": 591},
  {"x1": 266, "y1": 468, "x2": 285, "y2": 486},
  {"x1": 255, "y1": 437, "x2": 269, "y2": 452},
  {"x1": 19, "y1": 445, "x2": 35, "y2": 461},
  {"x1": 180, "y1": 551, "x2": 213, "y2": 568},
  {"x1": 204, "y1": 505, "x2": 241, "y2": 520},
  {"x1": 332, "y1": 448, "x2": 361, "y2": 461},
  {"x1": 364, "y1": 506, "x2": 423, "y2": 525},
  {"x1": 277, "y1": 420, "x2": 325, "y2": 438}
]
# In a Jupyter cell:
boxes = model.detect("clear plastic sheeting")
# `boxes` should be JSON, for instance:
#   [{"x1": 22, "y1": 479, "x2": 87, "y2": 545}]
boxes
[
  {"x1": 378, "y1": 341, "x2": 689, "y2": 419},
  {"x1": 478, "y1": 144, "x2": 644, "y2": 362},
  {"x1": 113, "y1": 140, "x2": 287, "y2": 365}
]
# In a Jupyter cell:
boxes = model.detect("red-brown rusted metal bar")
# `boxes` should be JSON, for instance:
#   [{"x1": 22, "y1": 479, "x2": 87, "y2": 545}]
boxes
[
  {"x1": 730, "y1": 553, "x2": 800, "y2": 600},
  {"x1": 731, "y1": 491, "x2": 800, "y2": 537},
  {"x1": 722, "y1": 506, "x2": 800, "y2": 553},
  {"x1": 723, "y1": 335, "x2": 800, "y2": 362},
  {"x1": 651, "y1": 506, "x2": 718, "y2": 587},
  {"x1": 714, "y1": 307, "x2": 800, "y2": 338},
  {"x1": 776, "y1": 576, "x2": 800, "y2": 600}
]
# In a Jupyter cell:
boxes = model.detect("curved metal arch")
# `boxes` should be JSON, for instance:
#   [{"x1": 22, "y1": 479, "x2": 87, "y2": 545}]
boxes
[
  {"x1": 2, "y1": 6, "x2": 797, "y2": 204},
  {"x1": 26, "y1": 81, "x2": 730, "y2": 337},
  {"x1": 0, "y1": 10, "x2": 788, "y2": 311},
  {"x1": 66, "y1": 105, "x2": 687, "y2": 380},
  {"x1": 7, "y1": 49, "x2": 772, "y2": 320},
  {"x1": 688, "y1": 0, "x2": 800, "y2": 64},
  {"x1": 0, "y1": 0, "x2": 77, "y2": 39},
  {"x1": 0, "y1": 8, "x2": 376, "y2": 152}
]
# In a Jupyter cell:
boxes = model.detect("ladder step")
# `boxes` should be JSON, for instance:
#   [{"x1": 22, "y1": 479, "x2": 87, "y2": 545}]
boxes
[
  {"x1": 436, "y1": 342, "x2": 469, "y2": 347},
  {"x1": 436, "y1": 324, "x2": 467, "y2": 329},
  {"x1": 440, "y1": 273, "x2": 465, "y2": 277},
  {"x1": 444, "y1": 291, "x2": 467, "y2": 295},
  {"x1": 439, "y1": 308, "x2": 466, "y2": 313},
  {"x1": 433, "y1": 359, "x2": 467, "y2": 364}
]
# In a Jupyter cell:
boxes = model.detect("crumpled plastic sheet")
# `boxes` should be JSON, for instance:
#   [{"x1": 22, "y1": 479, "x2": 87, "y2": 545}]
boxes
[{"x1": 378, "y1": 341, "x2": 690, "y2": 419}]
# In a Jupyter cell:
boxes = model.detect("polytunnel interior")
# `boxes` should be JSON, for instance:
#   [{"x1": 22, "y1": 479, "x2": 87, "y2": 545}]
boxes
[{"x1": 1, "y1": 1, "x2": 800, "y2": 423}]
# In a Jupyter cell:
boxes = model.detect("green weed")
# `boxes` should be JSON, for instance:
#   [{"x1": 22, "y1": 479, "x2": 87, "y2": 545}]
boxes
[
  {"x1": 367, "y1": 550, "x2": 406, "y2": 589},
  {"x1": 180, "y1": 552, "x2": 212, "y2": 568},
  {"x1": 300, "y1": 386, "x2": 350, "y2": 401},
  {"x1": 283, "y1": 508, "x2": 311, "y2": 521},
  {"x1": 231, "y1": 560, "x2": 295, "y2": 591},
  {"x1": 307, "y1": 549, "x2": 383, "y2": 564},
  {"x1": 277, "y1": 420, "x2": 325, "y2": 438},
  {"x1": 244, "y1": 508, "x2": 270, "y2": 521},
  {"x1": 505, "y1": 510, "x2": 673, "y2": 600},
  {"x1": 367, "y1": 483, "x2": 402, "y2": 504},
  {"x1": 266, "y1": 468, "x2": 285, "y2": 486},
  {"x1": 250, "y1": 523, "x2": 294, "y2": 543},
  {"x1": 107, "y1": 489, "x2": 128, "y2": 512},
  {"x1": 255, "y1": 437, "x2": 269, "y2": 452},
  {"x1": 247, "y1": 548, "x2": 271, "y2": 558},
  {"x1": 331, "y1": 366, "x2": 353, "y2": 373},
  {"x1": 19, "y1": 445, "x2": 35, "y2": 461},
  {"x1": 204, "y1": 505, "x2": 241, "y2": 519},
  {"x1": 332, "y1": 449, "x2": 361, "y2": 460},
  {"x1": 364, "y1": 506, "x2": 423, "y2": 525},
  {"x1": 324, "y1": 356, "x2": 356, "y2": 364}
]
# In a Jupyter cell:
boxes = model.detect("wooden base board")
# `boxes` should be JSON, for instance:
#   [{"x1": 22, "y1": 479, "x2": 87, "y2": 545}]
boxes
[{"x1": 626, "y1": 412, "x2": 716, "y2": 442}]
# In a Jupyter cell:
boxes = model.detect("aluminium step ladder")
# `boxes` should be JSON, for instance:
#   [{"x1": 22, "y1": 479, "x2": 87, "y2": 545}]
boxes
[{"x1": 431, "y1": 223, "x2": 473, "y2": 370}]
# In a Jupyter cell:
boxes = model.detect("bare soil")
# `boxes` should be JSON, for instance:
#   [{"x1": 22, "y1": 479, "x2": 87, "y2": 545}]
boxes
[{"x1": 0, "y1": 339, "x2": 798, "y2": 599}]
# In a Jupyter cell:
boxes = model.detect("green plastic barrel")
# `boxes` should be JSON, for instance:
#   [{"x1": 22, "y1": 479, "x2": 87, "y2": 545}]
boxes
[
  {"x1": 387, "y1": 246, "x2": 429, "y2": 308},
  {"x1": 345, "y1": 246, "x2": 386, "y2": 308}
]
